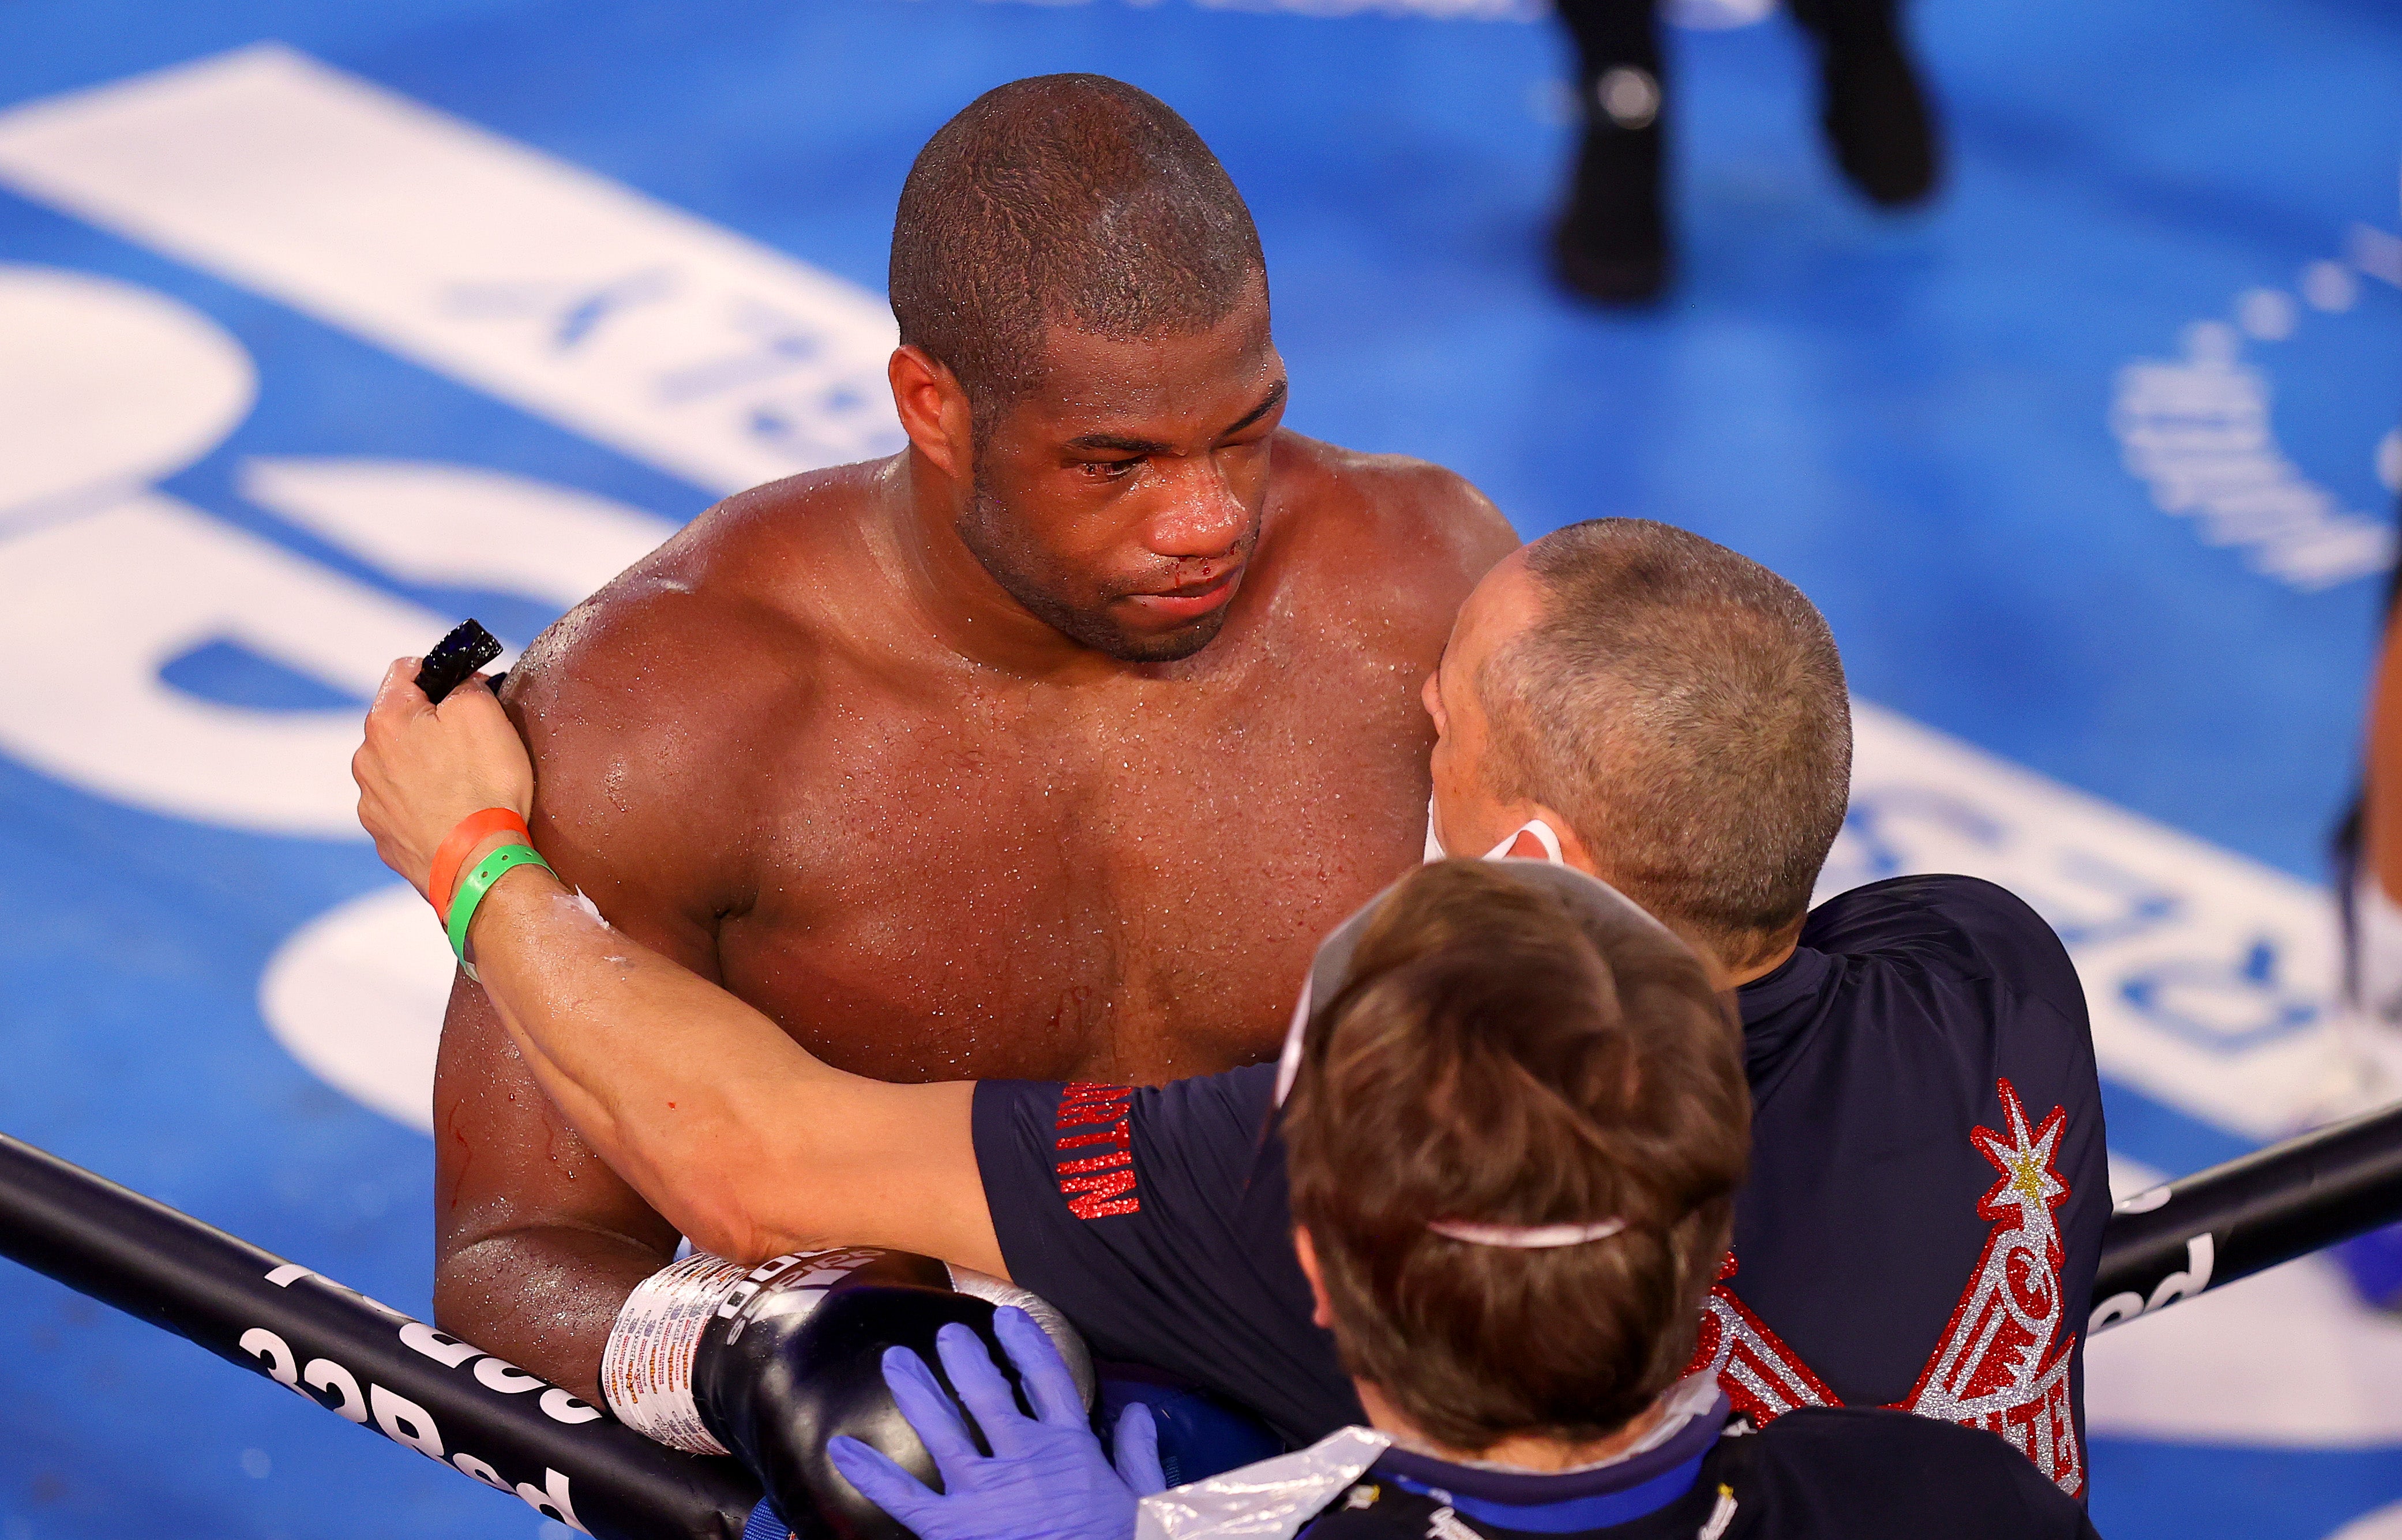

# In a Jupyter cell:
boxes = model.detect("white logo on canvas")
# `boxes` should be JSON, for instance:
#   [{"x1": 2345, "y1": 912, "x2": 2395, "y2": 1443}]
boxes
[
  {"x1": 2110, "y1": 215, "x2": 2402, "y2": 592},
  {"x1": 0, "y1": 48, "x2": 906, "y2": 1134}
]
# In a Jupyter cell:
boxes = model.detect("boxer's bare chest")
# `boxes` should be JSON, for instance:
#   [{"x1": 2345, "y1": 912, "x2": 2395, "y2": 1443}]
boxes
[{"x1": 708, "y1": 599, "x2": 1433, "y2": 1085}]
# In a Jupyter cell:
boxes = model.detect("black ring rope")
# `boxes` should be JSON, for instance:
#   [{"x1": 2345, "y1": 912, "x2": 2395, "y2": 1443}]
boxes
[
  {"x1": 0, "y1": 1132, "x2": 760, "y2": 1539},
  {"x1": 3, "y1": 1102, "x2": 2402, "y2": 1533},
  {"x1": 2088, "y1": 1098, "x2": 2402, "y2": 1332}
]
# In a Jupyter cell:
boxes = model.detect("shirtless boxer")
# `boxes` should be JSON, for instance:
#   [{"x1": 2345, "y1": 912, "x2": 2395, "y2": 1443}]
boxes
[
  {"x1": 359, "y1": 521, "x2": 2103, "y2": 1493},
  {"x1": 430, "y1": 74, "x2": 1512, "y2": 1392}
]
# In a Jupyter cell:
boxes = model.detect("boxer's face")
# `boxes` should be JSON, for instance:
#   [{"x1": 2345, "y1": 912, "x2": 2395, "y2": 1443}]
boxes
[
  {"x1": 959, "y1": 281, "x2": 1285, "y2": 663},
  {"x1": 1423, "y1": 551, "x2": 1548, "y2": 854}
]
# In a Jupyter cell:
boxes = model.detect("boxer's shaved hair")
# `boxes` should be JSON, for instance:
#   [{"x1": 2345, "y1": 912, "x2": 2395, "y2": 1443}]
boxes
[
  {"x1": 1482, "y1": 520, "x2": 1852, "y2": 968},
  {"x1": 890, "y1": 74, "x2": 1267, "y2": 416}
]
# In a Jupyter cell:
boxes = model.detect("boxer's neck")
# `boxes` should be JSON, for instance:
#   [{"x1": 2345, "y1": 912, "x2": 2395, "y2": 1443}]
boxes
[{"x1": 875, "y1": 450, "x2": 1124, "y2": 680}]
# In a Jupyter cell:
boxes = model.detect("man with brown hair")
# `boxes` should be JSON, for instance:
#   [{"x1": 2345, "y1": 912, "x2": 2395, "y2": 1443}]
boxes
[
  {"x1": 1282, "y1": 861, "x2": 1748, "y2": 1460},
  {"x1": 826, "y1": 862, "x2": 2097, "y2": 1540},
  {"x1": 1427, "y1": 519, "x2": 1852, "y2": 973}
]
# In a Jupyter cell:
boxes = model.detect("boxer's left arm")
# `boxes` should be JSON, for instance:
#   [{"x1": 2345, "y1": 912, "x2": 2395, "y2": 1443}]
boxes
[{"x1": 355, "y1": 659, "x2": 1005, "y2": 1279}]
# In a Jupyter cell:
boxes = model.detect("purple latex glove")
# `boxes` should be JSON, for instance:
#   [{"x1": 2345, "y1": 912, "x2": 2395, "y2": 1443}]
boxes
[{"x1": 829, "y1": 1305, "x2": 1164, "y2": 1540}]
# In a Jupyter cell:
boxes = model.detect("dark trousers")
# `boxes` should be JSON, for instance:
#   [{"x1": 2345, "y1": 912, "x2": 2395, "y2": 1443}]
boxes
[
  {"x1": 1553, "y1": 0, "x2": 1907, "y2": 106},
  {"x1": 1550, "y1": 0, "x2": 1919, "y2": 258}
]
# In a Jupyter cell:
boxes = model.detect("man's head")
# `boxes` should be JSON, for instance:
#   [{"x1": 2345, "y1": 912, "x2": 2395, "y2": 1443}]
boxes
[
  {"x1": 1284, "y1": 859, "x2": 1748, "y2": 1453},
  {"x1": 1423, "y1": 521, "x2": 1852, "y2": 974},
  {"x1": 888, "y1": 75, "x2": 1282, "y2": 663}
]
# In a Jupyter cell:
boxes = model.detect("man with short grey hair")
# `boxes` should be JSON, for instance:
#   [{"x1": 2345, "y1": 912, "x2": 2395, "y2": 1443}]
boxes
[
  {"x1": 1421, "y1": 519, "x2": 2104, "y2": 1494},
  {"x1": 1438, "y1": 519, "x2": 1853, "y2": 977}
]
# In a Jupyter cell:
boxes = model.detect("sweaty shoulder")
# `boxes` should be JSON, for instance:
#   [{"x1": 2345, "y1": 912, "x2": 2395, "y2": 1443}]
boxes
[
  {"x1": 510, "y1": 468, "x2": 864, "y2": 711},
  {"x1": 1800, "y1": 874, "x2": 2082, "y2": 1017},
  {"x1": 1744, "y1": 1408, "x2": 2097, "y2": 1537},
  {"x1": 500, "y1": 465, "x2": 878, "y2": 940},
  {"x1": 1264, "y1": 432, "x2": 1518, "y2": 599}
]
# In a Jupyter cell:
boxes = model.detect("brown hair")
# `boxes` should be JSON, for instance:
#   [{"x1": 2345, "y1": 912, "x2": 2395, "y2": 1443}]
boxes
[
  {"x1": 1480, "y1": 519, "x2": 1852, "y2": 972},
  {"x1": 889, "y1": 75, "x2": 1266, "y2": 418},
  {"x1": 1285, "y1": 861, "x2": 1749, "y2": 1453}
]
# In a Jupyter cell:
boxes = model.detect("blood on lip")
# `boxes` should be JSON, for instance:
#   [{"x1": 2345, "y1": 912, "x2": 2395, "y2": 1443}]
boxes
[
  {"x1": 1142, "y1": 567, "x2": 1236, "y2": 600},
  {"x1": 1124, "y1": 568, "x2": 1240, "y2": 620}
]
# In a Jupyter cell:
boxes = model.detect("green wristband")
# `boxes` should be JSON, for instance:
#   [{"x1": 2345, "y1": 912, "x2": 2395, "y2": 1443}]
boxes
[{"x1": 445, "y1": 842, "x2": 554, "y2": 982}]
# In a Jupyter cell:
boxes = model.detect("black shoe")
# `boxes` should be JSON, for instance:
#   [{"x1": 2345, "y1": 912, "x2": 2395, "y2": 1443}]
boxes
[
  {"x1": 1818, "y1": 31, "x2": 1940, "y2": 206},
  {"x1": 1551, "y1": 80, "x2": 1671, "y2": 305},
  {"x1": 1552, "y1": 215, "x2": 1669, "y2": 305}
]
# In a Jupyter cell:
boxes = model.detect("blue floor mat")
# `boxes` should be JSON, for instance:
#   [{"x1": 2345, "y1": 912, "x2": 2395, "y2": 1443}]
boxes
[{"x1": 0, "y1": 0, "x2": 2397, "y2": 1535}]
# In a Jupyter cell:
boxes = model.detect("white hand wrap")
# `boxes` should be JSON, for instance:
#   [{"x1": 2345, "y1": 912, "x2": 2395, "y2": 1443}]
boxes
[{"x1": 600, "y1": 1252, "x2": 750, "y2": 1456}]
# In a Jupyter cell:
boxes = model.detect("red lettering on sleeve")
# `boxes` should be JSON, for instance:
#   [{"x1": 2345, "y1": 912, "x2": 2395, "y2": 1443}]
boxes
[
  {"x1": 1061, "y1": 1169, "x2": 1142, "y2": 1219},
  {"x1": 1056, "y1": 1085, "x2": 1134, "y2": 1129},
  {"x1": 1050, "y1": 1087, "x2": 1142, "y2": 1219},
  {"x1": 1059, "y1": 1120, "x2": 1132, "y2": 1154}
]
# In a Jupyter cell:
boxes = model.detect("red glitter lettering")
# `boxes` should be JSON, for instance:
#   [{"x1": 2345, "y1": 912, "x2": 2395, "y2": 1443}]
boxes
[
  {"x1": 1062, "y1": 1169, "x2": 1141, "y2": 1219},
  {"x1": 1056, "y1": 1088, "x2": 1132, "y2": 1125},
  {"x1": 1052, "y1": 1087, "x2": 1143, "y2": 1219}
]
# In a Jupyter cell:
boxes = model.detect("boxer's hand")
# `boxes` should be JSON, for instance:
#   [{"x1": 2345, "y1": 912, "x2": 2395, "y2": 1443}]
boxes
[
  {"x1": 828, "y1": 1308, "x2": 1160, "y2": 1540},
  {"x1": 354, "y1": 656, "x2": 535, "y2": 903}
]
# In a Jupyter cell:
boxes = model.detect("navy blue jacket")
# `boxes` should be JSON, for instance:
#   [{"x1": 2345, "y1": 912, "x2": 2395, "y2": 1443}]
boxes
[{"x1": 974, "y1": 875, "x2": 2105, "y2": 1494}]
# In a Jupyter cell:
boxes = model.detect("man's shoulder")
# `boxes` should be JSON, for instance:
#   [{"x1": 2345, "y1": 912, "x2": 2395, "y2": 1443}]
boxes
[
  {"x1": 499, "y1": 465, "x2": 881, "y2": 898},
  {"x1": 1134, "y1": 1062, "x2": 1280, "y2": 1122},
  {"x1": 979, "y1": 1065, "x2": 1279, "y2": 1209},
  {"x1": 1267, "y1": 432, "x2": 1517, "y2": 580},
  {"x1": 1803, "y1": 874, "x2": 2079, "y2": 1004},
  {"x1": 506, "y1": 466, "x2": 875, "y2": 741},
  {"x1": 1291, "y1": 1414, "x2": 2093, "y2": 1540}
]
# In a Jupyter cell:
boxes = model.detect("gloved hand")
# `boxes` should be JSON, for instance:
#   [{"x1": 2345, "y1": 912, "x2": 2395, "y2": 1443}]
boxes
[{"x1": 829, "y1": 1305, "x2": 1165, "y2": 1540}]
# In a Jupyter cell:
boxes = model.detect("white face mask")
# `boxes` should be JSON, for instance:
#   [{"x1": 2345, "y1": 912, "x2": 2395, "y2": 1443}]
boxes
[
  {"x1": 1423, "y1": 797, "x2": 1564, "y2": 865},
  {"x1": 1281, "y1": 814, "x2": 1606, "y2": 1106}
]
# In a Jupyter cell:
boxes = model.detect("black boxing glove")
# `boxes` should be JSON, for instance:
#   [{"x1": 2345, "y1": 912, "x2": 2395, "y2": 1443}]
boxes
[{"x1": 601, "y1": 1248, "x2": 1092, "y2": 1540}]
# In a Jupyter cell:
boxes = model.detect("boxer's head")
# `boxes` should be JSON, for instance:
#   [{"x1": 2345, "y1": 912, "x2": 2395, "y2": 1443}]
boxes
[
  {"x1": 1284, "y1": 859, "x2": 1747, "y2": 1454},
  {"x1": 1423, "y1": 521, "x2": 1851, "y2": 974},
  {"x1": 888, "y1": 76, "x2": 1278, "y2": 663}
]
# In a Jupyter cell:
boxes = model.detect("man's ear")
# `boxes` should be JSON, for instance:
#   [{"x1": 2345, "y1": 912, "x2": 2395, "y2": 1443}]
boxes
[
  {"x1": 1292, "y1": 1227, "x2": 1335, "y2": 1331},
  {"x1": 1503, "y1": 805, "x2": 1601, "y2": 874},
  {"x1": 888, "y1": 345, "x2": 973, "y2": 481}
]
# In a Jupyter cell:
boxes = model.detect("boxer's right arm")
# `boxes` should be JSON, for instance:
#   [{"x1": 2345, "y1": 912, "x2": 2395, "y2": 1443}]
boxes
[
  {"x1": 426, "y1": 631, "x2": 740, "y2": 1399},
  {"x1": 432, "y1": 979, "x2": 683, "y2": 1403},
  {"x1": 414, "y1": 591, "x2": 771, "y2": 1399}
]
